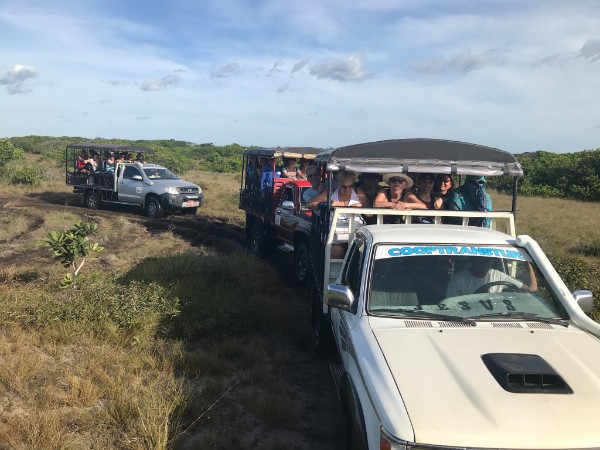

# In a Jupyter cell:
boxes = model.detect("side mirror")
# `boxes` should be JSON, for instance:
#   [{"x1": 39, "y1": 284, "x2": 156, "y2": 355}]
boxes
[
  {"x1": 572, "y1": 290, "x2": 594, "y2": 314},
  {"x1": 282, "y1": 200, "x2": 295, "y2": 210},
  {"x1": 326, "y1": 283, "x2": 355, "y2": 312},
  {"x1": 133, "y1": 175, "x2": 143, "y2": 181}
]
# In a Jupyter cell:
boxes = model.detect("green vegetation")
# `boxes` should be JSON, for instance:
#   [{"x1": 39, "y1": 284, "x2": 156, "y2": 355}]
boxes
[
  {"x1": 488, "y1": 149, "x2": 600, "y2": 201},
  {"x1": 45, "y1": 220, "x2": 105, "y2": 288}
]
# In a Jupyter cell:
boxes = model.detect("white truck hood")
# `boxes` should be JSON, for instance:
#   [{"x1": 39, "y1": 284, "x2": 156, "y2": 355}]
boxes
[{"x1": 371, "y1": 320, "x2": 600, "y2": 448}]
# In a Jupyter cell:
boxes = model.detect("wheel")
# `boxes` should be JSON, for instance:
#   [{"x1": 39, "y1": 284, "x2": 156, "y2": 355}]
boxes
[
  {"x1": 475, "y1": 280, "x2": 521, "y2": 294},
  {"x1": 342, "y1": 382, "x2": 369, "y2": 450},
  {"x1": 294, "y1": 243, "x2": 311, "y2": 287},
  {"x1": 249, "y1": 220, "x2": 271, "y2": 257},
  {"x1": 85, "y1": 190, "x2": 100, "y2": 210},
  {"x1": 145, "y1": 196, "x2": 165, "y2": 219}
]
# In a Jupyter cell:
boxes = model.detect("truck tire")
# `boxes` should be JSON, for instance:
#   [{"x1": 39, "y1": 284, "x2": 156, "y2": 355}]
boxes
[
  {"x1": 294, "y1": 243, "x2": 311, "y2": 287},
  {"x1": 342, "y1": 383, "x2": 369, "y2": 450},
  {"x1": 145, "y1": 196, "x2": 165, "y2": 219},
  {"x1": 249, "y1": 220, "x2": 271, "y2": 257},
  {"x1": 85, "y1": 190, "x2": 101, "y2": 210}
]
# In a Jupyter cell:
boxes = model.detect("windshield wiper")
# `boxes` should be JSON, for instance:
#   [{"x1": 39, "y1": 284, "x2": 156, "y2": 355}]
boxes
[
  {"x1": 371, "y1": 309, "x2": 473, "y2": 324},
  {"x1": 467, "y1": 312, "x2": 569, "y2": 327}
]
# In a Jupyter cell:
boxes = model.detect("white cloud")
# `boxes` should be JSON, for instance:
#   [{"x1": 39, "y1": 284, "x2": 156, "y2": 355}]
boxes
[
  {"x1": 140, "y1": 74, "x2": 181, "y2": 92},
  {"x1": 309, "y1": 56, "x2": 371, "y2": 82},
  {"x1": 0, "y1": 64, "x2": 38, "y2": 94},
  {"x1": 276, "y1": 82, "x2": 289, "y2": 93},
  {"x1": 210, "y1": 63, "x2": 241, "y2": 79}
]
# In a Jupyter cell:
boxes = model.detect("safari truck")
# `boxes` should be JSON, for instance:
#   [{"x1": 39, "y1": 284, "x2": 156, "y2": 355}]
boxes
[
  {"x1": 66, "y1": 143, "x2": 203, "y2": 218},
  {"x1": 308, "y1": 139, "x2": 600, "y2": 449},
  {"x1": 239, "y1": 147, "x2": 321, "y2": 285}
]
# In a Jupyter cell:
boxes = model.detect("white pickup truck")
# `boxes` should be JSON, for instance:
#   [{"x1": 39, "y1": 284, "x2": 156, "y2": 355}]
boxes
[{"x1": 308, "y1": 139, "x2": 600, "y2": 449}]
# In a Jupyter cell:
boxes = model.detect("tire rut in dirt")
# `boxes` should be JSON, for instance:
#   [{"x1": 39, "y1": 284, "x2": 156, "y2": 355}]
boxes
[{"x1": 142, "y1": 215, "x2": 247, "y2": 254}]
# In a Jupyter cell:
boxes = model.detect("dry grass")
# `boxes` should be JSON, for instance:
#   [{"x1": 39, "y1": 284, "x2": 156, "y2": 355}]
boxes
[{"x1": 491, "y1": 191, "x2": 600, "y2": 258}]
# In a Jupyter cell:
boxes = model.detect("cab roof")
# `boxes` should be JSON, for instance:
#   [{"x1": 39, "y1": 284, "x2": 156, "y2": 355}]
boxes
[
  {"x1": 360, "y1": 224, "x2": 517, "y2": 246},
  {"x1": 315, "y1": 138, "x2": 523, "y2": 177}
]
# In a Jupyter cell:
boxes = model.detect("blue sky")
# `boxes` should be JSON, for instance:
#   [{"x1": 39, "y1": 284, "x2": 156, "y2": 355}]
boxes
[{"x1": 1, "y1": 0, "x2": 599, "y2": 153}]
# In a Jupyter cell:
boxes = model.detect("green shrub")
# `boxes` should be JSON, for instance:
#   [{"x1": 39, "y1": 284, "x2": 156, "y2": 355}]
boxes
[
  {"x1": 4, "y1": 165, "x2": 43, "y2": 186},
  {"x1": 0, "y1": 139, "x2": 25, "y2": 169},
  {"x1": 548, "y1": 254, "x2": 599, "y2": 293}
]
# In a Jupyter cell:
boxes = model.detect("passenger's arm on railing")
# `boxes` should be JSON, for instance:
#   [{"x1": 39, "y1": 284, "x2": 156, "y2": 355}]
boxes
[{"x1": 308, "y1": 191, "x2": 328, "y2": 211}]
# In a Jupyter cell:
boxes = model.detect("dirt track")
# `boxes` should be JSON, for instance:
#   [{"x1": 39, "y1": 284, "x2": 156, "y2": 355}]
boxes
[{"x1": 0, "y1": 192, "x2": 346, "y2": 449}]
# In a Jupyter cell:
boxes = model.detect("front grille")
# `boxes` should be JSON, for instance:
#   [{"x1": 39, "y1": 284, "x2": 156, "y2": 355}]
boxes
[{"x1": 179, "y1": 187, "x2": 199, "y2": 194}]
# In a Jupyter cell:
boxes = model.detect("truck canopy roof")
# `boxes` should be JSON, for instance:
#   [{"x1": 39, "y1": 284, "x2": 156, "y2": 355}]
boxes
[
  {"x1": 243, "y1": 147, "x2": 323, "y2": 160},
  {"x1": 315, "y1": 139, "x2": 523, "y2": 177},
  {"x1": 66, "y1": 143, "x2": 155, "y2": 154}
]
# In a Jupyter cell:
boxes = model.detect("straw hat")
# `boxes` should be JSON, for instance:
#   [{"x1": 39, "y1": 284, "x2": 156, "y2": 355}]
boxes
[{"x1": 382, "y1": 173, "x2": 413, "y2": 188}]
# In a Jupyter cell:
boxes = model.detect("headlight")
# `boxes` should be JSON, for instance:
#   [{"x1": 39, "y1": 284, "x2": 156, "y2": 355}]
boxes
[
  {"x1": 197, "y1": 186, "x2": 202, "y2": 194},
  {"x1": 164, "y1": 186, "x2": 179, "y2": 195}
]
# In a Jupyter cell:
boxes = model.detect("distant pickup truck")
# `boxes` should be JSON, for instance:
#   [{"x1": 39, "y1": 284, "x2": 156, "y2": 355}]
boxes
[
  {"x1": 66, "y1": 143, "x2": 204, "y2": 218},
  {"x1": 239, "y1": 147, "x2": 321, "y2": 284},
  {"x1": 308, "y1": 139, "x2": 600, "y2": 450}
]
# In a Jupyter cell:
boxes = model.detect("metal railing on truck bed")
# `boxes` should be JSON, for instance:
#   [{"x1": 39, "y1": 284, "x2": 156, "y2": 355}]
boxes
[{"x1": 311, "y1": 207, "x2": 517, "y2": 306}]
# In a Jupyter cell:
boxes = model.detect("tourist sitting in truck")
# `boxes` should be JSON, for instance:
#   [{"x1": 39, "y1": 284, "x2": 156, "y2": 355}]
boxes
[
  {"x1": 281, "y1": 158, "x2": 299, "y2": 179},
  {"x1": 76, "y1": 151, "x2": 89, "y2": 173},
  {"x1": 302, "y1": 165, "x2": 324, "y2": 204},
  {"x1": 432, "y1": 174, "x2": 456, "y2": 210},
  {"x1": 297, "y1": 158, "x2": 310, "y2": 180},
  {"x1": 374, "y1": 173, "x2": 413, "y2": 224},
  {"x1": 449, "y1": 175, "x2": 493, "y2": 227},
  {"x1": 404, "y1": 173, "x2": 444, "y2": 223},
  {"x1": 404, "y1": 173, "x2": 441, "y2": 209},
  {"x1": 260, "y1": 157, "x2": 274, "y2": 192},
  {"x1": 104, "y1": 154, "x2": 116, "y2": 173},
  {"x1": 309, "y1": 170, "x2": 368, "y2": 258}
]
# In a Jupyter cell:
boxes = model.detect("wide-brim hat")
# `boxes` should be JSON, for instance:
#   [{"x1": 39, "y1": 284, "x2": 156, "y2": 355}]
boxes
[{"x1": 382, "y1": 173, "x2": 413, "y2": 188}]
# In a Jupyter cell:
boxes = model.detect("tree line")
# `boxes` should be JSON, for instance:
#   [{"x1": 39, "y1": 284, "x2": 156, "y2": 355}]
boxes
[{"x1": 2, "y1": 136, "x2": 599, "y2": 201}]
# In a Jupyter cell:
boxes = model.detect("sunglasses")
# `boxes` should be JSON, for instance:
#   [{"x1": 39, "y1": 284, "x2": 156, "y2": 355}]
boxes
[
  {"x1": 339, "y1": 184, "x2": 354, "y2": 189},
  {"x1": 389, "y1": 178, "x2": 406, "y2": 184}
]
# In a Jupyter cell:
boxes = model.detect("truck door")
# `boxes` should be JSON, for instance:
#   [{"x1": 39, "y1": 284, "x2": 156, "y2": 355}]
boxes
[
  {"x1": 274, "y1": 185, "x2": 297, "y2": 244},
  {"x1": 331, "y1": 238, "x2": 365, "y2": 366},
  {"x1": 118, "y1": 165, "x2": 144, "y2": 203}
]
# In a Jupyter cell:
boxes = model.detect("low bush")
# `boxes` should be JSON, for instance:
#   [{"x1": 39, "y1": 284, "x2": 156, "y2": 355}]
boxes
[{"x1": 4, "y1": 166, "x2": 44, "y2": 186}]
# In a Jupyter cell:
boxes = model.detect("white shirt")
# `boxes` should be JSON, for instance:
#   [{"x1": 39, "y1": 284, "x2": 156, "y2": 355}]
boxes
[{"x1": 446, "y1": 268, "x2": 524, "y2": 298}]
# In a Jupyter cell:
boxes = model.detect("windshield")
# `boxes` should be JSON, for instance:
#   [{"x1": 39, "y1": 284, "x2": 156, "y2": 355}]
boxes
[
  {"x1": 368, "y1": 244, "x2": 568, "y2": 322},
  {"x1": 143, "y1": 167, "x2": 178, "y2": 180}
]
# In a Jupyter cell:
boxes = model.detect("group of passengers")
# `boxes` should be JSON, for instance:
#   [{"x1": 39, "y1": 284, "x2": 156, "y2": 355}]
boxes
[
  {"x1": 246, "y1": 156, "x2": 319, "y2": 193},
  {"x1": 75, "y1": 150, "x2": 146, "y2": 175},
  {"x1": 302, "y1": 168, "x2": 492, "y2": 258}
]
